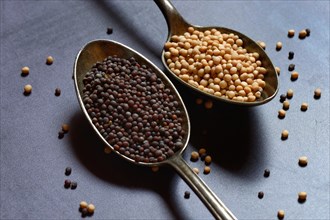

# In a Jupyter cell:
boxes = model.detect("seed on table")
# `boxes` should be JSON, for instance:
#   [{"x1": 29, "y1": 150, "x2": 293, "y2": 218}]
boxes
[
  {"x1": 151, "y1": 166, "x2": 159, "y2": 172},
  {"x1": 314, "y1": 88, "x2": 321, "y2": 99},
  {"x1": 198, "y1": 148, "x2": 206, "y2": 155},
  {"x1": 277, "y1": 210, "x2": 285, "y2": 219},
  {"x1": 298, "y1": 156, "x2": 308, "y2": 167},
  {"x1": 299, "y1": 29, "x2": 307, "y2": 39},
  {"x1": 46, "y1": 56, "x2": 54, "y2": 65},
  {"x1": 21, "y1": 66, "x2": 30, "y2": 76},
  {"x1": 288, "y1": 51, "x2": 294, "y2": 60},
  {"x1": 288, "y1": 64, "x2": 295, "y2": 71},
  {"x1": 204, "y1": 100, "x2": 213, "y2": 109},
  {"x1": 62, "y1": 124, "x2": 70, "y2": 133},
  {"x1": 70, "y1": 181, "x2": 77, "y2": 189},
  {"x1": 278, "y1": 109, "x2": 286, "y2": 119},
  {"x1": 80, "y1": 201, "x2": 88, "y2": 209},
  {"x1": 104, "y1": 146, "x2": 112, "y2": 154},
  {"x1": 298, "y1": 191, "x2": 307, "y2": 202},
  {"x1": 106, "y1": 27, "x2": 113, "y2": 35},
  {"x1": 65, "y1": 167, "x2": 72, "y2": 176},
  {"x1": 184, "y1": 191, "x2": 191, "y2": 199},
  {"x1": 290, "y1": 71, "x2": 299, "y2": 81},
  {"x1": 81, "y1": 208, "x2": 88, "y2": 217},
  {"x1": 258, "y1": 191, "x2": 264, "y2": 199},
  {"x1": 305, "y1": 28, "x2": 311, "y2": 36},
  {"x1": 275, "y1": 67, "x2": 281, "y2": 75},
  {"x1": 58, "y1": 131, "x2": 64, "y2": 139},
  {"x1": 286, "y1": 89, "x2": 294, "y2": 99},
  {"x1": 193, "y1": 167, "x2": 199, "y2": 174},
  {"x1": 276, "y1": 42, "x2": 282, "y2": 51},
  {"x1": 204, "y1": 166, "x2": 211, "y2": 174},
  {"x1": 300, "y1": 102, "x2": 308, "y2": 111},
  {"x1": 205, "y1": 155, "x2": 212, "y2": 165},
  {"x1": 281, "y1": 130, "x2": 289, "y2": 140},
  {"x1": 288, "y1": 29, "x2": 295, "y2": 38},
  {"x1": 196, "y1": 98, "x2": 203, "y2": 105},
  {"x1": 55, "y1": 88, "x2": 61, "y2": 96},
  {"x1": 64, "y1": 179, "x2": 71, "y2": 188},
  {"x1": 283, "y1": 100, "x2": 290, "y2": 110},
  {"x1": 87, "y1": 203, "x2": 95, "y2": 214},
  {"x1": 257, "y1": 41, "x2": 266, "y2": 49},
  {"x1": 279, "y1": 94, "x2": 286, "y2": 103},
  {"x1": 24, "y1": 84, "x2": 32, "y2": 95},
  {"x1": 190, "y1": 151, "x2": 199, "y2": 161},
  {"x1": 264, "y1": 169, "x2": 270, "y2": 177}
]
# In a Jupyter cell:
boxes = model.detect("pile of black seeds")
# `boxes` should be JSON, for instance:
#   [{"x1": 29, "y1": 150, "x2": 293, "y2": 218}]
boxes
[{"x1": 82, "y1": 56, "x2": 186, "y2": 163}]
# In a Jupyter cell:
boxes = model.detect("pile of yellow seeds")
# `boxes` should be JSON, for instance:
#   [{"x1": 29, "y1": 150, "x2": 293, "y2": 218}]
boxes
[{"x1": 164, "y1": 27, "x2": 268, "y2": 102}]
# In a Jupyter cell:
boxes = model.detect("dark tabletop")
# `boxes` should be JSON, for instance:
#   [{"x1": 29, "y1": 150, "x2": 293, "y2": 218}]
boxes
[{"x1": 1, "y1": 0, "x2": 329, "y2": 219}]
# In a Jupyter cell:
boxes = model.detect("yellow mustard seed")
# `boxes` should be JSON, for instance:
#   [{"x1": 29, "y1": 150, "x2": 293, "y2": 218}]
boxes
[
  {"x1": 299, "y1": 156, "x2": 308, "y2": 167},
  {"x1": 314, "y1": 88, "x2": 321, "y2": 98},
  {"x1": 299, "y1": 29, "x2": 307, "y2": 39},
  {"x1": 193, "y1": 167, "x2": 199, "y2": 174},
  {"x1": 46, "y1": 56, "x2": 54, "y2": 65},
  {"x1": 283, "y1": 100, "x2": 290, "y2": 110},
  {"x1": 195, "y1": 98, "x2": 203, "y2": 105},
  {"x1": 281, "y1": 130, "x2": 289, "y2": 140},
  {"x1": 87, "y1": 203, "x2": 95, "y2": 214},
  {"x1": 80, "y1": 201, "x2": 88, "y2": 209},
  {"x1": 257, "y1": 41, "x2": 266, "y2": 49},
  {"x1": 62, "y1": 124, "x2": 70, "y2": 133},
  {"x1": 275, "y1": 67, "x2": 280, "y2": 75},
  {"x1": 24, "y1": 84, "x2": 32, "y2": 95},
  {"x1": 291, "y1": 71, "x2": 299, "y2": 80},
  {"x1": 198, "y1": 148, "x2": 206, "y2": 155},
  {"x1": 288, "y1": 29, "x2": 295, "y2": 38},
  {"x1": 21, "y1": 66, "x2": 30, "y2": 76},
  {"x1": 277, "y1": 210, "x2": 285, "y2": 219},
  {"x1": 276, "y1": 42, "x2": 282, "y2": 51},
  {"x1": 190, "y1": 151, "x2": 199, "y2": 161},
  {"x1": 278, "y1": 109, "x2": 286, "y2": 118},
  {"x1": 205, "y1": 155, "x2": 212, "y2": 165},
  {"x1": 151, "y1": 166, "x2": 159, "y2": 172},
  {"x1": 204, "y1": 100, "x2": 213, "y2": 109},
  {"x1": 204, "y1": 166, "x2": 211, "y2": 174},
  {"x1": 301, "y1": 102, "x2": 308, "y2": 111},
  {"x1": 287, "y1": 89, "x2": 294, "y2": 99},
  {"x1": 298, "y1": 191, "x2": 307, "y2": 202}
]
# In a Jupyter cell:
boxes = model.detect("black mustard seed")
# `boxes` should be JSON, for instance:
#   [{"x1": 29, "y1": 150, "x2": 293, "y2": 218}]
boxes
[
  {"x1": 279, "y1": 94, "x2": 287, "y2": 103},
  {"x1": 288, "y1": 64, "x2": 295, "y2": 71},
  {"x1": 288, "y1": 51, "x2": 294, "y2": 60},
  {"x1": 184, "y1": 191, "x2": 190, "y2": 199},
  {"x1": 264, "y1": 169, "x2": 270, "y2": 177},
  {"x1": 64, "y1": 179, "x2": 71, "y2": 188},
  {"x1": 71, "y1": 181, "x2": 77, "y2": 189},
  {"x1": 65, "y1": 167, "x2": 72, "y2": 176},
  {"x1": 55, "y1": 88, "x2": 61, "y2": 96},
  {"x1": 258, "y1": 191, "x2": 264, "y2": 199},
  {"x1": 82, "y1": 56, "x2": 186, "y2": 163}
]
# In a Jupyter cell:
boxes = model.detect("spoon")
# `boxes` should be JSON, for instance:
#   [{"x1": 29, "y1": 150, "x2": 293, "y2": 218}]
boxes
[
  {"x1": 155, "y1": 0, "x2": 279, "y2": 106},
  {"x1": 73, "y1": 39, "x2": 237, "y2": 220}
]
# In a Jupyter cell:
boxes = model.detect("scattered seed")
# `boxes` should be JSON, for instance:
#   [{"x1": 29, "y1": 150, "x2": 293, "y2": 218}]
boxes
[
  {"x1": 264, "y1": 169, "x2": 270, "y2": 177},
  {"x1": 104, "y1": 146, "x2": 112, "y2": 154},
  {"x1": 298, "y1": 156, "x2": 308, "y2": 167},
  {"x1": 193, "y1": 167, "x2": 199, "y2": 174},
  {"x1": 65, "y1": 167, "x2": 72, "y2": 176},
  {"x1": 288, "y1": 51, "x2": 294, "y2": 60},
  {"x1": 300, "y1": 102, "x2": 308, "y2": 111},
  {"x1": 24, "y1": 84, "x2": 32, "y2": 95},
  {"x1": 276, "y1": 42, "x2": 282, "y2": 51},
  {"x1": 258, "y1": 191, "x2": 264, "y2": 199},
  {"x1": 58, "y1": 130, "x2": 65, "y2": 139},
  {"x1": 286, "y1": 89, "x2": 294, "y2": 99},
  {"x1": 184, "y1": 191, "x2": 190, "y2": 199},
  {"x1": 291, "y1": 71, "x2": 299, "y2": 81},
  {"x1": 314, "y1": 88, "x2": 321, "y2": 99},
  {"x1": 279, "y1": 94, "x2": 286, "y2": 103},
  {"x1": 299, "y1": 29, "x2": 307, "y2": 39},
  {"x1": 80, "y1": 201, "x2": 88, "y2": 209},
  {"x1": 46, "y1": 56, "x2": 54, "y2": 65},
  {"x1": 190, "y1": 151, "x2": 199, "y2": 162},
  {"x1": 55, "y1": 88, "x2": 61, "y2": 96},
  {"x1": 204, "y1": 166, "x2": 211, "y2": 174},
  {"x1": 64, "y1": 179, "x2": 71, "y2": 188},
  {"x1": 87, "y1": 204, "x2": 95, "y2": 214},
  {"x1": 277, "y1": 210, "x2": 285, "y2": 219},
  {"x1": 275, "y1": 67, "x2": 281, "y2": 75},
  {"x1": 62, "y1": 124, "x2": 70, "y2": 133},
  {"x1": 298, "y1": 191, "x2": 307, "y2": 203},
  {"x1": 196, "y1": 98, "x2": 203, "y2": 105},
  {"x1": 198, "y1": 148, "x2": 206, "y2": 155},
  {"x1": 281, "y1": 130, "x2": 289, "y2": 140},
  {"x1": 258, "y1": 41, "x2": 266, "y2": 49},
  {"x1": 288, "y1": 64, "x2": 295, "y2": 71},
  {"x1": 205, "y1": 155, "x2": 212, "y2": 165},
  {"x1": 200, "y1": 153, "x2": 207, "y2": 161},
  {"x1": 151, "y1": 166, "x2": 159, "y2": 172},
  {"x1": 81, "y1": 208, "x2": 88, "y2": 217},
  {"x1": 106, "y1": 27, "x2": 113, "y2": 35},
  {"x1": 21, "y1": 66, "x2": 30, "y2": 76},
  {"x1": 204, "y1": 100, "x2": 213, "y2": 109},
  {"x1": 70, "y1": 181, "x2": 77, "y2": 189},
  {"x1": 283, "y1": 100, "x2": 290, "y2": 110},
  {"x1": 305, "y1": 28, "x2": 311, "y2": 37},
  {"x1": 278, "y1": 109, "x2": 286, "y2": 119},
  {"x1": 288, "y1": 29, "x2": 295, "y2": 38}
]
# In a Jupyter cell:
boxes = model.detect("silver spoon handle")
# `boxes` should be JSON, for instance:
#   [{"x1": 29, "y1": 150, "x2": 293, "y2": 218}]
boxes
[
  {"x1": 168, "y1": 155, "x2": 237, "y2": 220},
  {"x1": 154, "y1": 0, "x2": 189, "y2": 37}
]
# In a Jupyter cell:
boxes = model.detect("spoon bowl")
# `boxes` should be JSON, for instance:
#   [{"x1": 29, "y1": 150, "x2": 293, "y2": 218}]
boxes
[
  {"x1": 155, "y1": 0, "x2": 279, "y2": 106},
  {"x1": 74, "y1": 39, "x2": 237, "y2": 220}
]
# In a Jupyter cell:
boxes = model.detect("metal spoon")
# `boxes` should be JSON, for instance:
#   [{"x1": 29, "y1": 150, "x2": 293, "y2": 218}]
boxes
[
  {"x1": 73, "y1": 39, "x2": 237, "y2": 220},
  {"x1": 155, "y1": 0, "x2": 279, "y2": 106}
]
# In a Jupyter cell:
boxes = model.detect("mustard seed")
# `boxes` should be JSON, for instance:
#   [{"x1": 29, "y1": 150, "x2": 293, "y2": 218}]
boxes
[
  {"x1": 24, "y1": 84, "x2": 32, "y2": 95},
  {"x1": 198, "y1": 148, "x2": 206, "y2": 155},
  {"x1": 257, "y1": 41, "x2": 266, "y2": 50},
  {"x1": 196, "y1": 98, "x2": 203, "y2": 105},
  {"x1": 298, "y1": 156, "x2": 308, "y2": 167},
  {"x1": 300, "y1": 102, "x2": 308, "y2": 111},
  {"x1": 264, "y1": 169, "x2": 270, "y2": 177},
  {"x1": 190, "y1": 151, "x2": 199, "y2": 162},
  {"x1": 314, "y1": 88, "x2": 321, "y2": 99},
  {"x1": 70, "y1": 181, "x2": 77, "y2": 189},
  {"x1": 288, "y1": 51, "x2": 294, "y2": 60},
  {"x1": 278, "y1": 109, "x2": 286, "y2": 119},
  {"x1": 277, "y1": 210, "x2": 285, "y2": 219},
  {"x1": 288, "y1": 29, "x2": 295, "y2": 38},
  {"x1": 204, "y1": 100, "x2": 213, "y2": 109},
  {"x1": 291, "y1": 71, "x2": 299, "y2": 81},
  {"x1": 287, "y1": 89, "x2": 294, "y2": 99},
  {"x1": 80, "y1": 201, "x2": 88, "y2": 209},
  {"x1": 106, "y1": 27, "x2": 113, "y2": 35},
  {"x1": 288, "y1": 64, "x2": 295, "y2": 71},
  {"x1": 275, "y1": 67, "x2": 281, "y2": 75},
  {"x1": 193, "y1": 167, "x2": 199, "y2": 174},
  {"x1": 104, "y1": 146, "x2": 112, "y2": 154},
  {"x1": 204, "y1": 166, "x2": 211, "y2": 174},
  {"x1": 184, "y1": 191, "x2": 190, "y2": 199},
  {"x1": 205, "y1": 155, "x2": 212, "y2": 165},
  {"x1": 21, "y1": 66, "x2": 30, "y2": 76},
  {"x1": 46, "y1": 56, "x2": 54, "y2": 65},
  {"x1": 279, "y1": 94, "x2": 286, "y2": 103},
  {"x1": 276, "y1": 42, "x2": 282, "y2": 51},
  {"x1": 298, "y1": 191, "x2": 307, "y2": 202},
  {"x1": 299, "y1": 29, "x2": 307, "y2": 39},
  {"x1": 258, "y1": 191, "x2": 264, "y2": 199},
  {"x1": 283, "y1": 100, "x2": 290, "y2": 110},
  {"x1": 281, "y1": 130, "x2": 289, "y2": 140},
  {"x1": 55, "y1": 88, "x2": 61, "y2": 96},
  {"x1": 65, "y1": 167, "x2": 72, "y2": 176},
  {"x1": 305, "y1": 28, "x2": 311, "y2": 36},
  {"x1": 87, "y1": 203, "x2": 95, "y2": 214},
  {"x1": 81, "y1": 208, "x2": 88, "y2": 217},
  {"x1": 58, "y1": 131, "x2": 64, "y2": 139},
  {"x1": 62, "y1": 124, "x2": 69, "y2": 133},
  {"x1": 151, "y1": 166, "x2": 159, "y2": 172},
  {"x1": 64, "y1": 179, "x2": 71, "y2": 188}
]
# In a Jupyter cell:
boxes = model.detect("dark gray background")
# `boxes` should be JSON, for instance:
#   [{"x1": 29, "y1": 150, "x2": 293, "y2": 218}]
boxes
[{"x1": 1, "y1": 0, "x2": 329, "y2": 219}]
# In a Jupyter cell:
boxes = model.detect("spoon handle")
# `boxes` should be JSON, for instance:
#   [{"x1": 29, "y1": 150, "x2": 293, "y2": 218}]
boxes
[
  {"x1": 154, "y1": 0, "x2": 190, "y2": 38},
  {"x1": 168, "y1": 155, "x2": 237, "y2": 220}
]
